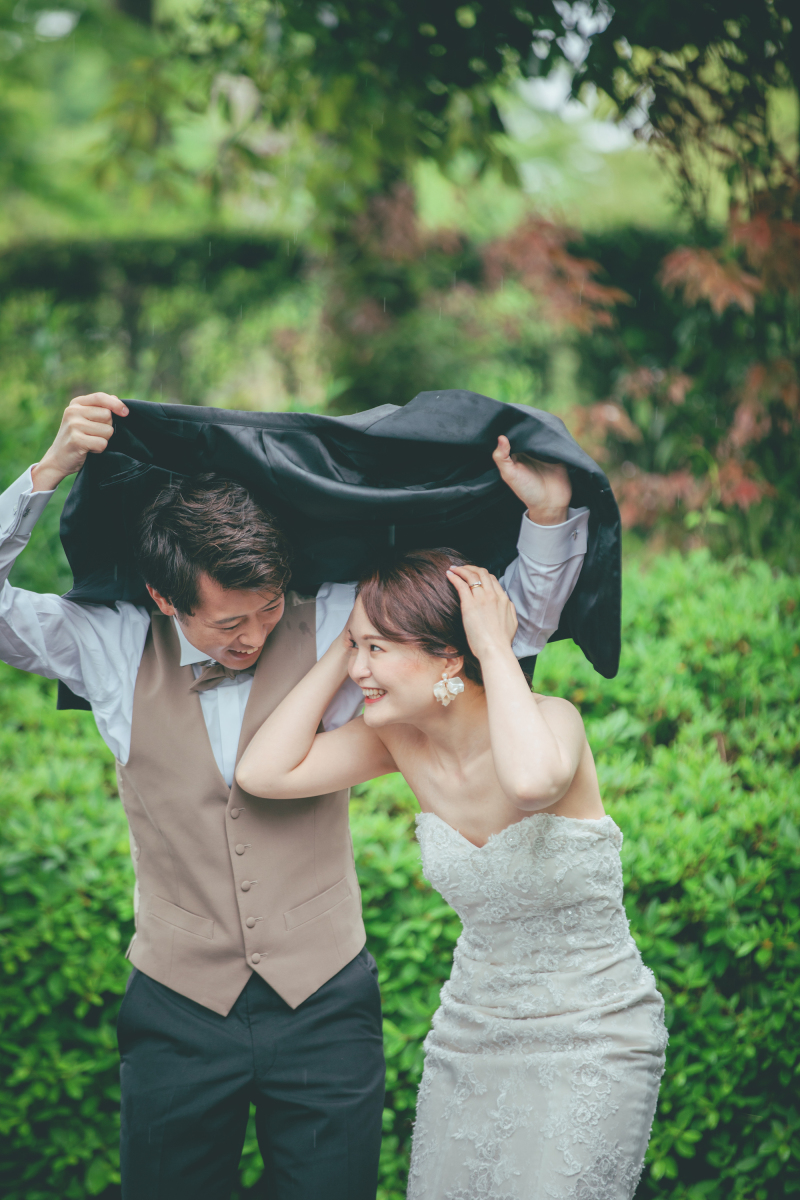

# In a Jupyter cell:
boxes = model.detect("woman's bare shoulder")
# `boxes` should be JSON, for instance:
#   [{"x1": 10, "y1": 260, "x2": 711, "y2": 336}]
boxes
[
  {"x1": 532, "y1": 692, "x2": 581, "y2": 715},
  {"x1": 532, "y1": 692, "x2": 586, "y2": 732}
]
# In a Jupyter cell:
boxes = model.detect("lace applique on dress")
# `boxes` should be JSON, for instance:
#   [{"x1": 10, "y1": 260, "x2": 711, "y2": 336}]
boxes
[{"x1": 406, "y1": 812, "x2": 667, "y2": 1200}]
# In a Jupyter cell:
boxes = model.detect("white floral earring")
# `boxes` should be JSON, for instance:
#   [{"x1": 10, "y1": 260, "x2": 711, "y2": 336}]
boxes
[{"x1": 433, "y1": 671, "x2": 465, "y2": 707}]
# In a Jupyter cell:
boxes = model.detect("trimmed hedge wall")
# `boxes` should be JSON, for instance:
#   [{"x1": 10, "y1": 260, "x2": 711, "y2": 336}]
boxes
[{"x1": 1, "y1": 550, "x2": 799, "y2": 1199}]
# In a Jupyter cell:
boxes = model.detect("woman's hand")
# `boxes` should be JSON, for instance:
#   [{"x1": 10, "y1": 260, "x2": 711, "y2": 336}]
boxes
[
  {"x1": 329, "y1": 608, "x2": 358, "y2": 662},
  {"x1": 446, "y1": 565, "x2": 518, "y2": 662},
  {"x1": 448, "y1": 564, "x2": 586, "y2": 812}
]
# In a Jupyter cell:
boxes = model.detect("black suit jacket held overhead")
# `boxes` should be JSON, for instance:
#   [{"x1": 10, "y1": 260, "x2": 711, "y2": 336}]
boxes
[{"x1": 57, "y1": 390, "x2": 621, "y2": 711}]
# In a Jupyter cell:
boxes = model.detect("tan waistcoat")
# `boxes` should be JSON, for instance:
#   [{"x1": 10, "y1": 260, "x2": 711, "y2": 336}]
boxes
[{"x1": 116, "y1": 596, "x2": 365, "y2": 1016}]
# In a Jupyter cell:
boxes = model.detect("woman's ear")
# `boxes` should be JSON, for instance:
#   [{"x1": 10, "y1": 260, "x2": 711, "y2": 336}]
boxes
[{"x1": 442, "y1": 655, "x2": 464, "y2": 679}]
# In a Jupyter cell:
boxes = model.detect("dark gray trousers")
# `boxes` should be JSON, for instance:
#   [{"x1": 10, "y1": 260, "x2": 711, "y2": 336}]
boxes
[{"x1": 118, "y1": 950, "x2": 385, "y2": 1200}]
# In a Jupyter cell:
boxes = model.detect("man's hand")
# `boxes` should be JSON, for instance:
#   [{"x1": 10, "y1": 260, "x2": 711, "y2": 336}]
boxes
[
  {"x1": 31, "y1": 393, "x2": 128, "y2": 493},
  {"x1": 492, "y1": 434, "x2": 571, "y2": 526}
]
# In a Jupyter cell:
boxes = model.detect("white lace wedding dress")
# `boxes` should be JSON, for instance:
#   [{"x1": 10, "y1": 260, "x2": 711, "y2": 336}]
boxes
[{"x1": 407, "y1": 812, "x2": 667, "y2": 1200}]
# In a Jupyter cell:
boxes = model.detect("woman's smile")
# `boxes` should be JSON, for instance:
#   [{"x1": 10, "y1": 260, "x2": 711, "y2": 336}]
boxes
[{"x1": 362, "y1": 687, "x2": 387, "y2": 705}]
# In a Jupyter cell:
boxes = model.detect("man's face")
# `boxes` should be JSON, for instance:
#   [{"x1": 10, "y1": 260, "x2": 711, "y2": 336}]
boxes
[{"x1": 147, "y1": 572, "x2": 285, "y2": 669}]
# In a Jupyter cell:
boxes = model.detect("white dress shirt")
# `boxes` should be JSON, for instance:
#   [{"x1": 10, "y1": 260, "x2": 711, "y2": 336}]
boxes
[{"x1": 0, "y1": 466, "x2": 589, "y2": 785}]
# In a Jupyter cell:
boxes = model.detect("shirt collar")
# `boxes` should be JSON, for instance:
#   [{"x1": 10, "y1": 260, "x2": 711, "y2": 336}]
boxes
[{"x1": 173, "y1": 616, "x2": 213, "y2": 667}]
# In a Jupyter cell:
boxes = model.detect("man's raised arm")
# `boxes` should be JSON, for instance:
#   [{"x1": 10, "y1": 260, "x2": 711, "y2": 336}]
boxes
[
  {"x1": 0, "y1": 394, "x2": 149, "y2": 760},
  {"x1": 492, "y1": 435, "x2": 588, "y2": 660}
]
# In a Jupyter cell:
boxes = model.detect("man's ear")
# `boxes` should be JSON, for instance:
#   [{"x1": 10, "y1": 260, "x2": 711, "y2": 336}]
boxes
[{"x1": 146, "y1": 583, "x2": 177, "y2": 618}]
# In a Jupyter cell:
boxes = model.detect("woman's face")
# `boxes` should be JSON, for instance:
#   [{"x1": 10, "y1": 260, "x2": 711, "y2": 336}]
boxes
[{"x1": 347, "y1": 596, "x2": 457, "y2": 728}]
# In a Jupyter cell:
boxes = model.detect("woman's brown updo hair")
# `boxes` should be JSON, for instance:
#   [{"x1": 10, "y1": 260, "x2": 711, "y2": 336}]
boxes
[{"x1": 357, "y1": 548, "x2": 484, "y2": 685}]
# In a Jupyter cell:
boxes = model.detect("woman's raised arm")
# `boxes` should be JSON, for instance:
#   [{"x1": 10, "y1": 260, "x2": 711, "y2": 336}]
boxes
[
  {"x1": 235, "y1": 622, "x2": 397, "y2": 799},
  {"x1": 446, "y1": 566, "x2": 586, "y2": 811}
]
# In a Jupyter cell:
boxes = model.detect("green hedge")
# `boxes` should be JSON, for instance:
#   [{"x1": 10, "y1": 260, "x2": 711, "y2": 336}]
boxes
[{"x1": 1, "y1": 550, "x2": 799, "y2": 1199}]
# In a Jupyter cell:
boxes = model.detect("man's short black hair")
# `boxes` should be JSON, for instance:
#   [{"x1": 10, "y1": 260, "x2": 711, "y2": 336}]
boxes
[{"x1": 135, "y1": 474, "x2": 291, "y2": 615}]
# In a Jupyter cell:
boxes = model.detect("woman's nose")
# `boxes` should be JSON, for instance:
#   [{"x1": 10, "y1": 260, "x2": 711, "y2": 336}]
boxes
[{"x1": 350, "y1": 651, "x2": 371, "y2": 681}]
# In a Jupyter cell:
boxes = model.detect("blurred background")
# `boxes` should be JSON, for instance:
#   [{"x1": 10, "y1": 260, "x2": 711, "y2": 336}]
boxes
[{"x1": 0, "y1": 3, "x2": 798, "y2": 1199}]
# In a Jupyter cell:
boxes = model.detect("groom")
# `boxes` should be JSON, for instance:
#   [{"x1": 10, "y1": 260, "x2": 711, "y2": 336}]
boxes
[{"x1": 0, "y1": 392, "x2": 589, "y2": 1199}]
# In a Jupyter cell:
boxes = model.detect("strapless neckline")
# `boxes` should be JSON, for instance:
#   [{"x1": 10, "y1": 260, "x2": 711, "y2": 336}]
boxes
[{"x1": 415, "y1": 808, "x2": 619, "y2": 853}]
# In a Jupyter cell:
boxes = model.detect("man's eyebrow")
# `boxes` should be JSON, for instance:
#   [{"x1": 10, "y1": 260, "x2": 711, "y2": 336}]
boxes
[{"x1": 208, "y1": 599, "x2": 282, "y2": 625}]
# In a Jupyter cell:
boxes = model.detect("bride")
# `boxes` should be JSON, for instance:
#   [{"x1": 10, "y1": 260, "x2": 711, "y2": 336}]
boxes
[{"x1": 236, "y1": 549, "x2": 667, "y2": 1200}]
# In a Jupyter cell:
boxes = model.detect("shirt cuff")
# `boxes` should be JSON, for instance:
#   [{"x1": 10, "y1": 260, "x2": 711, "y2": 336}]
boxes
[
  {"x1": 0, "y1": 466, "x2": 56, "y2": 539},
  {"x1": 517, "y1": 507, "x2": 589, "y2": 566}
]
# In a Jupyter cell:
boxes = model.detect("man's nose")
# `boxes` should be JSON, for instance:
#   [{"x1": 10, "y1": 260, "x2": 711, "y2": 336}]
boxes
[{"x1": 236, "y1": 621, "x2": 263, "y2": 649}]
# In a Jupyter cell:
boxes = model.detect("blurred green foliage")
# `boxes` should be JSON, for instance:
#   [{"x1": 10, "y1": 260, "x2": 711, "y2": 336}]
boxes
[
  {"x1": 569, "y1": 0, "x2": 798, "y2": 221},
  {"x1": 0, "y1": 3, "x2": 799, "y2": 1196},
  {"x1": 1, "y1": 214, "x2": 798, "y2": 571},
  {"x1": 569, "y1": 227, "x2": 800, "y2": 570},
  {"x1": 0, "y1": 0, "x2": 797, "y2": 564},
  {"x1": 0, "y1": 671, "x2": 127, "y2": 1198},
  {"x1": 1, "y1": 551, "x2": 798, "y2": 1198}
]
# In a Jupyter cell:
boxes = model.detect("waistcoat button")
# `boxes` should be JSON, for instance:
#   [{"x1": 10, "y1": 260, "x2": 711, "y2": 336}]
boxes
[
  {"x1": 235, "y1": 844, "x2": 246, "y2": 855},
  {"x1": 230, "y1": 808, "x2": 241, "y2": 818},
  {"x1": 241, "y1": 880, "x2": 251, "y2": 891},
  {"x1": 246, "y1": 917, "x2": 256, "y2": 928},
  {"x1": 251, "y1": 953, "x2": 261, "y2": 964}
]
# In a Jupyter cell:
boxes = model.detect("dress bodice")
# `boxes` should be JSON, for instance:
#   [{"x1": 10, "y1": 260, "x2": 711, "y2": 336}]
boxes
[{"x1": 415, "y1": 811, "x2": 651, "y2": 1019}]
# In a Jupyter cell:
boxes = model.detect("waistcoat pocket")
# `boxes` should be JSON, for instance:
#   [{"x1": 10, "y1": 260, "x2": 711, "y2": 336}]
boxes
[
  {"x1": 284, "y1": 877, "x2": 351, "y2": 931},
  {"x1": 150, "y1": 896, "x2": 214, "y2": 940}
]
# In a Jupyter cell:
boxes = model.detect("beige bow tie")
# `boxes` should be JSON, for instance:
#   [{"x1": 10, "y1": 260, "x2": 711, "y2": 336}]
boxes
[{"x1": 189, "y1": 662, "x2": 253, "y2": 694}]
